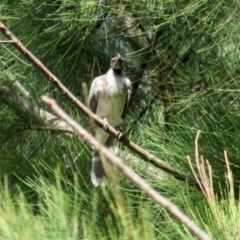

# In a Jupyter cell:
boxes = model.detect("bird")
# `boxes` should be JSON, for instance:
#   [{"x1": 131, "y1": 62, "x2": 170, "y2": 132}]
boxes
[{"x1": 88, "y1": 55, "x2": 131, "y2": 187}]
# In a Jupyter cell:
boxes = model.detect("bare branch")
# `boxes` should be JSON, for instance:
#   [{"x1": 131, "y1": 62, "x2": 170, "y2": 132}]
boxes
[
  {"x1": 42, "y1": 95, "x2": 211, "y2": 240},
  {"x1": 3, "y1": 70, "x2": 30, "y2": 98},
  {"x1": 0, "y1": 21, "x2": 194, "y2": 185}
]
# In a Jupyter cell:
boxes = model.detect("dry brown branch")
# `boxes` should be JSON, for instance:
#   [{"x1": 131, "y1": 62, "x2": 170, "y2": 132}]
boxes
[
  {"x1": 224, "y1": 150, "x2": 233, "y2": 191},
  {"x1": 0, "y1": 21, "x2": 194, "y2": 184},
  {"x1": 42, "y1": 95, "x2": 211, "y2": 240},
  {"x1": 188, "y1": 131, "x2": 215, "y2": 203},
  {"x1": 188, "y1": 134, "x2": 238, "y2": 238}
]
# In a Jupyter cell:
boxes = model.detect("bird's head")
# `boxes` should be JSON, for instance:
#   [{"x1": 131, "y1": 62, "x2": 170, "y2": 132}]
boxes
[{"x1": 110, "y1": 54, "x2": 124, "y2": 70}]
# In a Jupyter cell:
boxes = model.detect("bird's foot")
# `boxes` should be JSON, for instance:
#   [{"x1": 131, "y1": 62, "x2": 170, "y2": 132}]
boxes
[
  {"x1": 117, "y1": 130, "x2": 123, "y2": 140},
  {"x1": 115, "y1": 127, "x2": 123, "y2": 140},
  {"x1": 103, "y1": 118, "x2": 109, "y2": 131}
]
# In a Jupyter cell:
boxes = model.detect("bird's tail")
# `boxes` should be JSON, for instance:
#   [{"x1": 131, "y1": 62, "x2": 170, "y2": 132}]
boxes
[
  {"x1": 91, "y1": 136, "x2": 113, "y2": 187},
  {"x1": 91, "y1": 150, "x2": 106, "y2": 187}
]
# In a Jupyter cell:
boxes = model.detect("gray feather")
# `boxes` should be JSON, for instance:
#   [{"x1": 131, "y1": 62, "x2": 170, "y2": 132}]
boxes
[
  {"x1": 90, "y1": 136, "x2": 113, "y2": 187},
  {"x1": 91, "y1": 150, "x2": 106, "y2": 187},
  {"x1": 88, "y1": 57, "x2": 131, "y2": 187}
]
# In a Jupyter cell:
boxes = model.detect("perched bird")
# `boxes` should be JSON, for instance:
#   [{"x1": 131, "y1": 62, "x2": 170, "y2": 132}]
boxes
[{"x1": 88, "y1": 55, "x2": 131, "y2": 187}]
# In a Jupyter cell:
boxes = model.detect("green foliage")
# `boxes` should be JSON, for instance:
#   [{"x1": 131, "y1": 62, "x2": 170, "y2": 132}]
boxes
[
  {"x1": 0, "y1": 168, "x2": 205, "y2": 240},
  {"x1": 0, "y1": 0, "x2": 240, "y2": 239}
]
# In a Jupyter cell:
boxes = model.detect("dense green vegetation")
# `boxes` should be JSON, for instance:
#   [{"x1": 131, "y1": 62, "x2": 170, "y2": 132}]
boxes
[{"x1": 0, "y1": 0, "x2": 240, "y2": 239}]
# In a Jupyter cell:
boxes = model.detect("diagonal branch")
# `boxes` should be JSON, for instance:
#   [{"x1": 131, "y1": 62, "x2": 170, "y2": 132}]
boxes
[
  {"x1": 42, "y1": 95, "x2": 210, "y2": 240},
  {"x1": 0, "y1": 21, "x2": 194, "y2": 184},
  {"x1": 3, "y1": 70, "x2": 30, "y2": 98}
]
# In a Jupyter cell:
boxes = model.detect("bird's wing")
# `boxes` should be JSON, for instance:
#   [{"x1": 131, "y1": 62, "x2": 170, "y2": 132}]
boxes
[
  {"x1": 89, "y1": 78, "x2": 99, "y2": 113},
  {"x1": 122, "y1": 78, "x2": 132, "y2": 119}
]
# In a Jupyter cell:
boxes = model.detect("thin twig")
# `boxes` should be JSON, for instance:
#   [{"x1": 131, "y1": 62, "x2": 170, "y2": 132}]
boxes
[
  {"x1": 224, "y1": 150, "x2": 233, "y2": 191},
  {"x1": 190, "y1": 3, "x2": 221, "y2": 30},
  {"x1": 213, "y1": 7, "x2": 237, "y2": 34},
  {"x1": 0, "y1": 21, "x2": 193, "y2": 184},
  {"x1": 0, "y1": 40, "x2": 16, "y2": 43},
  {"x1": 127, "y1": 66, "x2": 153, "y2": 75},
  {"x1": 42, "y1": 95, "x2": 211, "y2": 240},
  {"x1": 4, "y1": 70, "x2": 30, "y2": 97},
  {"x1": 15, "y1": 126, "x2": 73, "y2": 134},
  {"x1": 188, "y1": 131, "x2": 216, "y2": 200},
  {"x1": 89, "y1": 26, "x2": 131, "y2": 43},
  {"x1": 206, "y1": 88, "x2": 240, "y2": 93},
  {"x1": 195, "y1": 130, "x2": 201, "y2": 163}
]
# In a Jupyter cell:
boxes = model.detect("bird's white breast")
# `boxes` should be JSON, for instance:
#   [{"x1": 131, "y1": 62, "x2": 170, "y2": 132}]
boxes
[{"x1": 96, "y1": 69, "x2": 127, "y2": 126}]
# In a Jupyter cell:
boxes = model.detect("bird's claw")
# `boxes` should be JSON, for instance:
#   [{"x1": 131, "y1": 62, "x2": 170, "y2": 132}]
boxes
[
  {"x1": 103, "y1": 118, "x2": 109, "y2": 131},
  {"x1": 117, "y1": 130, "x2": 123, "y2": 140}
]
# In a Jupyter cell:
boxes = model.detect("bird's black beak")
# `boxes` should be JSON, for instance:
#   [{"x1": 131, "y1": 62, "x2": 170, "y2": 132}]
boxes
[{"x1": 111, "y1": 55, "x2": 124, "y2": 70}]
